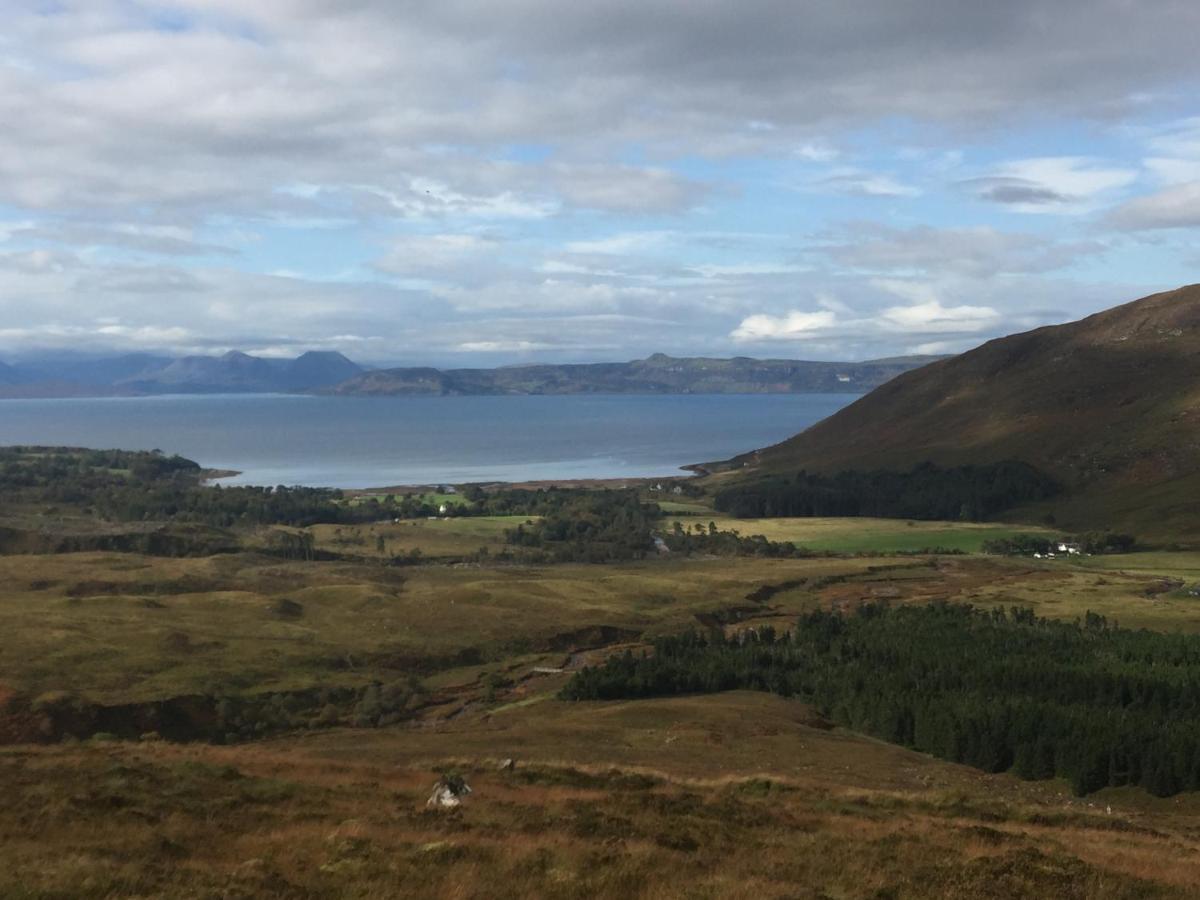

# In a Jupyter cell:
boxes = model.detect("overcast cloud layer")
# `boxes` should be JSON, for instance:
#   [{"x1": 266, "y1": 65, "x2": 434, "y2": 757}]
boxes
[{"x1": 2, "y1": 1, "x2": 1199, "y2": 364}]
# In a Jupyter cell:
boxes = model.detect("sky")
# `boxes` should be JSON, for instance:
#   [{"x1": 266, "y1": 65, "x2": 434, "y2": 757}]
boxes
[{"x1": 1, "y1": 0, "x2": 1199, "y2": 366}]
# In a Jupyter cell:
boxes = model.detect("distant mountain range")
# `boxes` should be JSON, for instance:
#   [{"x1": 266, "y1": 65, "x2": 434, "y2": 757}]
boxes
[
  {"x1": 321, "y1": 353, "x2": 942, "y2": 396},
  {"x1": 0, "y1": 351, "x2": 363, "y2": 397},
  {"x1": 0, "y1": 352, "x2": 941, "y2": 398},
  {"x1": 711, "y1": 284, "x2": 1200, "y2": 539}
]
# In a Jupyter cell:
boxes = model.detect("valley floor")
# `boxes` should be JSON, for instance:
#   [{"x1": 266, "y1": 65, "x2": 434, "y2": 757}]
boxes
[{"x1": 5, "y1": 510, "x2": 1200, "y2": 897}]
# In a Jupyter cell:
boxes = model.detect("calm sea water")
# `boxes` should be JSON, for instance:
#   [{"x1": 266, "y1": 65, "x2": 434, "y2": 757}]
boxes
[{"x1": 0, "y1": 393, "x2": 858, "y2": 487}]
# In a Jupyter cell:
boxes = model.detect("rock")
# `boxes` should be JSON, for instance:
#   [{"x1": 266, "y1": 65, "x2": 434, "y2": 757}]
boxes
[{"x1": 427, "y1": 774, "x2": 472, "y2": 809}]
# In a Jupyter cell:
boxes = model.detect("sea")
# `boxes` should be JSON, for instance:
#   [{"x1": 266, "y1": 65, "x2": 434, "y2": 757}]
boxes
[{"x1": 0, "y1": 393, "x2": 859, "y2": 488}]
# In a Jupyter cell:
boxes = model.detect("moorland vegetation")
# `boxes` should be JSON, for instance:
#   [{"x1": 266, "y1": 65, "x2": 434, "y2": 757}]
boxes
[{"x1": 563, "y1": 603, "x2": 1200, "y2": 797}]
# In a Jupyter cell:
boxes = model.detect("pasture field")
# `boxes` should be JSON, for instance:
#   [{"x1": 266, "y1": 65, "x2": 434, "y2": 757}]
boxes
[{"x1": 690, "y1": 515, "x2": 1058, "y2": 553}]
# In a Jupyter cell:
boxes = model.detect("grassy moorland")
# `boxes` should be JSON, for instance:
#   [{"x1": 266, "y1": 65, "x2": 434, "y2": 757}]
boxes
[
  {"x1": 5, "y1": 693, "x2": 1200, "y2": 899},
  {"x1": 5, "y1": 447, "x2": 1200, "y2": 896}
]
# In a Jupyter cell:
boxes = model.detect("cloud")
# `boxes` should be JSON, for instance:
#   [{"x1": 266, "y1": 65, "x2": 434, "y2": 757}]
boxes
[
  {"x1": 376, "y1": 233, "x2": 499, "y2": 275},
  {"x1": 456, "y1": 340, "x2": 551, "y2": 352},
  {"x1": 811, "y1": 169, "x2": 921, "y2": 198},
  {"x1": 963, "y1": 157, "x2": 1137, "y2": 213},
  {"x1": 0, "y1": 220, "x2": 34, "y2": 242},
  {"x1": 878, "y1": 298, "x2": 1001, "y2": 334},
  {"x1": 0, "y1": 1, "x2": 1194, "y2": 364},
  {"x1": 1140, "y1": 117, "x2": 1200, "y2": 185},
  {"x1": 795, "y1": 140, "x2": 839, "y2": 162},
  {"x1": 550, "y1": 164, "x2": 710, "y2": 214},
  {"x1": 690, "y1": 262, "x2": 805, "y2": 278},
  {"x1": 2, "y1": 1, "x2": 1196, "y2": 221},
  {"x1": 1106, "y1": 181, "x2": 1200, "y2": 230},
  {"x1": 563, "y1": 232, "x2": 674, "y2": 255},
  {"x1": 963, "y1": 178, "x2": 1068, "y2": 206},
  {"x1": 909, "y1": 338, "x2": 982, "y2": 355},
  {"x1": 731, "y1": 310, "x2": 837, "y2": 342},
  {"x1": 826, "y1": 224, "x2": 1104, "y2": 277}
]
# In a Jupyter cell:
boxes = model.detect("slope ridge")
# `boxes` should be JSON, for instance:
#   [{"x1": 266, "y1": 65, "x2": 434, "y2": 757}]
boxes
[{"x1": 723, "y1": 285, "x2": 1200, "y2": 536}]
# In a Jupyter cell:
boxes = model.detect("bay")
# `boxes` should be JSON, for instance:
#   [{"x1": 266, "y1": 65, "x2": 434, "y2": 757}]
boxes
[{"x1": 0, "y1": 393, "x2": 858, "y2": 487}]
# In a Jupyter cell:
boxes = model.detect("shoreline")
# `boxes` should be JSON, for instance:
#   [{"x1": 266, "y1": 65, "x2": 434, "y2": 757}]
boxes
[
  {"x1": 343, "y1": 475, "x2": 698, "y2": 496},
  {"x1": 200, "y1": 468, "x2": 241, "y2": 483}
]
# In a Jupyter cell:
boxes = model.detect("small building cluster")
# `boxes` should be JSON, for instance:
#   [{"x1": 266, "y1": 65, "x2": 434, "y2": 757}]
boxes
[
  {"x1": 1033, "y1": 542, "x2": 1082, "y2": 560},
  {"x1": 648, "y1": 483, "x2": 684, "y2": 494}
]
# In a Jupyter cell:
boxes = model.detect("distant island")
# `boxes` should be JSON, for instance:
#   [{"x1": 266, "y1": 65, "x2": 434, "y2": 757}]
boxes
[
  {"x1": 0, "y1": 351, "x2": 942, "y2": 398},
  {"x1": 320, "y1": 353, "x2": 944, "y2": 396},
  {"x1": 0, "y1": 350, "x2": 364, "y2": 397}
]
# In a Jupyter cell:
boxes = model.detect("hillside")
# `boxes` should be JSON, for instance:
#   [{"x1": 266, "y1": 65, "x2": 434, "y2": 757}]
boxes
[
  {"x1": 715, "y1": 285, "x2": 1200, "y2": 537},
  {"x1": 322, "y1": 353, "x2": 942, "y2": 396}
]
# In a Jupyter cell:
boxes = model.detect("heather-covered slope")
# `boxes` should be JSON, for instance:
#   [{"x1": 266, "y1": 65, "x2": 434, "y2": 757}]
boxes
[{"x1": 718, "y1": 285, "x2": 1200, "y2": 537}]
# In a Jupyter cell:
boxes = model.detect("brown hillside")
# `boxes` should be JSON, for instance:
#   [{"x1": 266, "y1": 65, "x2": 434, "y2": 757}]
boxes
[{"x1": 725, "y1": 284, "x2": 1200, "y2": 536}]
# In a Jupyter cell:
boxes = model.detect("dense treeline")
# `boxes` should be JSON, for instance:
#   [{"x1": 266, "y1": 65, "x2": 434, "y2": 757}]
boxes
[
  {"x1": 0, "y1": 446, "x2": 199, "y2": 491},
  {"x1": 563, "y1": 603, "x2": 1200, "y2": 796},
  {"x1": 713, "y1": 461, "x2": 1059, "y2": 520},
  {"x1": 982, "y1": 532, "x2": 1137, "y2": 556},
  {"x1": 505, "y1": 489, "x2": 659, "y2": 562},
  {"x1": 661, "y1": 520, "x2": 812, "y2": 558},
  {"x1": 0, "y1": 448, "x2": 680, "y2": 542},
  {"x1": 0, "y1": 447, "x2": 379, "y2": 527}
]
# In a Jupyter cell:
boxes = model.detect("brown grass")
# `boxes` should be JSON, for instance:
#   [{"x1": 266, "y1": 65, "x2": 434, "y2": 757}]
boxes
[{"x1": 4, "y1": 688, "x2": 1199, "y2": 899}]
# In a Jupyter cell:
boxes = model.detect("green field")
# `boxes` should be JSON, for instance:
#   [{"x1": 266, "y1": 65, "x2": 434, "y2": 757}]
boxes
[{"x1": 692, "y1": 515, "x2": 1057, "y2": 553}]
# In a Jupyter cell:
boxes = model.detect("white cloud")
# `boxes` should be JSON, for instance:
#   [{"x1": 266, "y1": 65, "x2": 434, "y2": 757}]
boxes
[
  {"x1": 550, "y1": 164, "x2": 709, "y2": 214},
  {"x1": 878, "y1": 297, "x2": 1001, "y2": 334},
  {"x1": 795, "y1": 140, "x2": 839, "y2": 162},
  {"x1": 811, "y1": 168, "x2": 921, "y2": 198},
  {"x1": 0, "y1": 220, "x2": 34, "y2": 242},
  {"x1": 456, "y1": 340, "x2": 550, "y2": 352},
  {"x1": 564, "y1": 232, "x2": 673, "y2": 255},
  {"x1": 731, "y1": 310, "x2": 837, "y2": 342},
  {"x1": 378, "y1": 233, "x2": 496, "y2": 273},
  {"x1": 828, "y1": 224, "x2": 1103, "y2": 277},
  {"x1": 691, "y1": 262, "x2": 805, "y2": 278},
  {"x1": 966, "y1": 156, "x2": 1137, "y2": 213},
  {"x1": 0, "y1": 2, "x2": 1193, "y2": 364},
  {"x1": 1133, "y1": 118, "x2": 1200, "y2": 190},
  {"x1": 1106, "y1": 181, "x2": 1200, "y2": 230},
  {"x1": 94, "y1": 323, "x2": 193, "y2": 343}
]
